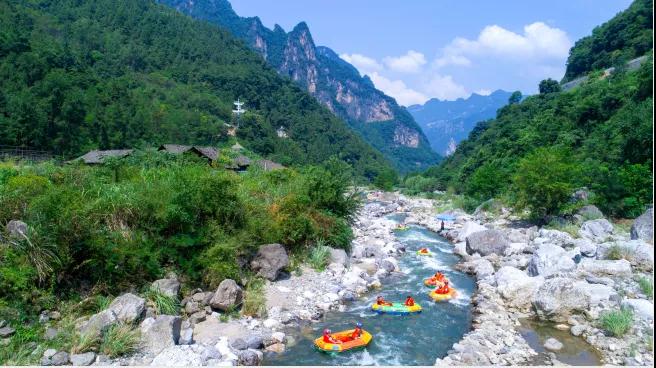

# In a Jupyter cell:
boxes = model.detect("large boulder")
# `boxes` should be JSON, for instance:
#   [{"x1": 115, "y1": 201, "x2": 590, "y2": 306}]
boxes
[
  {"x1": 108, "y1": 293, "x2": 145, "y2": 324},
  {"x1": 534, "y1": 229, "x2": 575, "y2": 247},
  {"x1": 328, "y1": 248, "x2": 348, "y2": 266},
  {"x1": 140, "y1": 315, "x2": 182, "y2": 355},
  {"x1": 621, "y1": 299, "x2": 654, "y2": 320},
  {"x1": 495, "y1": 266, "x2": 543, "y2": 308},
  {"x1": 578, "y1": 259, "x2": 632, "y2": 277},
  {"x1": 576, "y1": 205, "x2": 604, "y2": 221},
  {"x1": 70, "y1": 352, "x2": 96, "y2": 366},
  {"x1": 250, "y1": 244, "x2": 289, "y2": 281},
  {"x1": 209, "y1": 279, "x2": 243, "y2": 311},
  {"x1": 465, "y1": 230, "x2": 509, "y2": 256},
  {"x1": 6, "y1": 220, "x2": 28, "y2": 238},
  {"x1": 79, "y1": 310, "x2": 117, "y2": 338},
  {"x1": 527, "y1": 244, "x2": 576, "y2": 277},
  {"x1": 579, "y1": 219, "x2": 614, "y2": 241},
  {"x1": 574, "y1": 238, "x2": 597, "y2": 258},
  {"x1": 152, "y1": 278, "x2": 181, "y2": 298},
  {"x1": 532, "y1": 278, "x2": 617, "y2": 322},
  {"x1": 631, "y1": 208, "x2": 653, "y2": 244},
  {"x1": 457, "y1": 221, "x2": 487, "y2": 242}
]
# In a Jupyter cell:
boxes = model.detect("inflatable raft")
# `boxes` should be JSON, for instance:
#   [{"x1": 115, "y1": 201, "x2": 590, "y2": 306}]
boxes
[
  {"x1": 314, "y1": 329, "x2": 373, "y2": 352},
  {"x1": 429, "y1": 288, "x2": 457, "y2": 302},
  {"x1": 395, "y1": 226, "x2": 409, "y2": 231},
  {"x1": 371, "y1": 302, "x2": 422, "y2": 315},
  {"x1": 416, "y1": 249, "x2": 432, "y2": 256}
]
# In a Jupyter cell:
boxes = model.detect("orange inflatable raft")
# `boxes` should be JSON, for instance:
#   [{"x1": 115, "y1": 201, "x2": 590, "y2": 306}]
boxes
[
  {"x1": 314, "y1": 329, "x2": 373, "y2": 352},
  {"x1": 429, "y1": 288, "x2": 457, "y2": 302}
]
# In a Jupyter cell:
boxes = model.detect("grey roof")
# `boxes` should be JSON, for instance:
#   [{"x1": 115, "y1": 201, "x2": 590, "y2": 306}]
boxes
[
  {"x1": 193, "y1": 146, "x2": 219, "y2": 161},
  {"x1": 255, "y1": 159, "x2": 285, "y2": 171},
  {"x1": 158, "y1": 144, "x2": 193, "y2": 154},
  {"x1": 225, "y1": 155, "x2": 252, "y2": 170},
  {"x1": 75, "y1": 149, "x2": 133, "y2": 164}
]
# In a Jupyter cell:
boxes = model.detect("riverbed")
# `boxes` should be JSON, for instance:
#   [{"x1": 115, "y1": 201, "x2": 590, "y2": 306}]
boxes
[{"x1": 264, "y1": 218, "x2": 476, "y2": 365}]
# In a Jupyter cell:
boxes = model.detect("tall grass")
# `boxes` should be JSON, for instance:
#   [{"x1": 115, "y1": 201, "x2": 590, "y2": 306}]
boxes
[
  {"x1": 308, "y1": 240, "x2": 331, "y2": 271},
  {"x1": 144, "y1": 287, "x2": 179, "y2": 315},
  {"x1": 600, "y1": 308, "x2": 634, "y2": 337},
  {"x1": 241, "y1": 278, "x2": 267, "y2": 318},
  {"x1": 637, "y1": 276, "x2": 653, "y2": 299},
  {"x1": 100, "y1": 324, "x2": 139, "y2": 358}
]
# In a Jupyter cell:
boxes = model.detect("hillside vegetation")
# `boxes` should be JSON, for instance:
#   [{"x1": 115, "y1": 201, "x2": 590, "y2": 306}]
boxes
[
  {"x1": 0, "y1": 0, "x2": 391, "y2": 179},
  {"x1": 563, "y1": 0, "x2": 653, "y2": 82}
]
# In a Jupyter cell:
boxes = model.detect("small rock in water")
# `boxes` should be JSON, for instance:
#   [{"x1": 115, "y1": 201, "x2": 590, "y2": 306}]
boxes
[
  {"x1": 265, "y1": 342, "x2": 285, "y2": 353},
  {"x1": 543, "y1": 337, "x2": 564, "y2": 351},
  {"x1": 570, "y1": 325, "x2": 586, "y2": 336},
  {"x1": 554, "y1": 324, "x2": 569, "y2": 331}
]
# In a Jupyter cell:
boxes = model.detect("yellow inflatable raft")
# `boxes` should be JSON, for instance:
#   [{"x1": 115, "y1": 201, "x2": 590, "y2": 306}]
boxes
[
  {"x1": 371, "y1": 302, "x2": 422, "y2": 315},
  {"x1": 429, "y1": 288, "x2": 457, "y2": 302},
  {"x1": 423, "y1": 278, "x2": 446, "y2": 288},
  {"x1": 314, "y1": 329, "x2": 373, "y2": 352},
  {"x1": 416, "y1": 249, "x2": 432, "y2": 256}
]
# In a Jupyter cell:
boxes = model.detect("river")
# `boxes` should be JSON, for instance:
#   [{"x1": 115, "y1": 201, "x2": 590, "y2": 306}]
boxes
[{"x1": 264, "y1": 215, "x2": 477, "y2": 365}]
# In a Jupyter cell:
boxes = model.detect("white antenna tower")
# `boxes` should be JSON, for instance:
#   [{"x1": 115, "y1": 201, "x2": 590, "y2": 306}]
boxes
[{"x1": 232, "y1": 98, "x2": 246, "y2": 128}]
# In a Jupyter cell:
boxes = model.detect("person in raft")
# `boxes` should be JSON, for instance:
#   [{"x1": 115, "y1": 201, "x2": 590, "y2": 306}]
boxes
[
  {"x1": 419, "y1": 247, "x2": 429, "y2": 253},
  {"x1": 340, "y1": 322, "x2": 363, "y2": 342},
  {"x1": 432, "y1": 271, "x2": 446, "y2": 282},
  {"x1": 376, "y1": 295, "x2": 393, "y2": 306},
  {"x1": 323, "y1": 329, "x2": 341, "y2": 344},
  {"x1": 404, "y1": 295, "x2": 415, "y2": 306},
  {"x1": 435, "y1": 280, "x2": 451, "y2": 294}
]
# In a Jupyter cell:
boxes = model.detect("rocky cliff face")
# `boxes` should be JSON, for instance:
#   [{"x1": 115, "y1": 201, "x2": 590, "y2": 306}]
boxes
[{"x1": 159, "y1": 0, "x2": 439, "y2": 171}]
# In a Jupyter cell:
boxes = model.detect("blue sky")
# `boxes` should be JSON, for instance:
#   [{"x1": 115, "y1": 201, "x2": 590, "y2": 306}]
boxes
[{"x1": 231, "y1": 0, "x2": 632, "y2": 105}]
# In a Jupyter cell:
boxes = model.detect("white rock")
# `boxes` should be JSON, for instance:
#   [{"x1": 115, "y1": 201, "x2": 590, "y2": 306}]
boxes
[
  {"x1": 457, "y1": 221, "x2": 487, "y2": 242},
  {"x1": 271, "y1": 332, "x2": 286, "y2": 343},
  {"x1": 544, "y1": 337, "x2": 564, "y2": 351},
  {"x1": 527, "y1": 244, "x2": 576, "y2": 277},
  {"x1": 495, "y1": 266, "x2": 543, "y2": 308},
  {"x1": 263, "y1": 319, "x2": 280, "y2": 329},
  {"x1": 621, "y1": 299, "x2": 654, "y2": 320},
  {"x1": 579, "y1": 219, "x2": 614, "y2": 241},
  {"x1": 578, "y1": 259, "x2": 632, "y2": 277}
]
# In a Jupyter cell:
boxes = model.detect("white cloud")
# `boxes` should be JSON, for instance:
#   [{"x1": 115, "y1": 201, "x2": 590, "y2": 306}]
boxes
[
  {"x1": 435, "y1": 22, "x2": 571, "y2": 67},
  {"x1": 339, "y1": 53, "x2": 383, "y2": 75},
  {"x1": 383, "y1": 50, "x2": 427, "y2": 73},
  {"x1": 422, "y1": 75, "x2": 468, "y2": 101},
  {"x1": 368, "y1": 72, "x2": 428, "y2": 106}
]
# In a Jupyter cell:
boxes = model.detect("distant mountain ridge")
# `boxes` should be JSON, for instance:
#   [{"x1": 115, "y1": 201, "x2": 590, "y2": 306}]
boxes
[
  {"x1": 407, "y1": 90, "x2": 513, "y2": 155},
  {"x1": 159, "y1": 0, "x2": 440, "y2": 172}
]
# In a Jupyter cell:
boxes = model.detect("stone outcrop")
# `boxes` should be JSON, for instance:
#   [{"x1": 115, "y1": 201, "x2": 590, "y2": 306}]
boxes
[
  {"x1": 250, "y1": 244, "x2": 289, "y2": 281},
  {"x1": 209, "y1": 279, "x2": 243, "y2": 312},
  {"x1": 631, "y1": 208, "x2": 653, "y2": 244},
  {"x1": 465, "y1": 230, "x2": 510, "y2": 256}
]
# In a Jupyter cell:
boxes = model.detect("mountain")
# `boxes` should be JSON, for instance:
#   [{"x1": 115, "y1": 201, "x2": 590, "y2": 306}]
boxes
[
  {"x1": 159, "y1": 0, "x2": 440, "y2": 172},
  {"x1": 407, "y1": 90, "x2": 513, "y2": 155},
  {"x1": 424, "y1": 0, "x2": 652, "y2": 218},
  {"x1": 0, "y1": 0, "x2": 392, "y2": 179},
  {"x1": 562, "y1": 0, "x2": 652, "y2": 82}
]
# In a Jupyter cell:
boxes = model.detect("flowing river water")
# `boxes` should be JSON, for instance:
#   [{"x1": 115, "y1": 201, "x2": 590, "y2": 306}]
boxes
[{"x1": 264, "y1": 215, "x2": 477, "y2": 365}]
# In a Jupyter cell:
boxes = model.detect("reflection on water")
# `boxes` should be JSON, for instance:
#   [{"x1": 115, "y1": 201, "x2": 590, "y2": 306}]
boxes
[
  {"x1": 519, "y1": 318, "x2": 602, "y2": 366},
  {"x1": 264, "y1": 221, "x2": 476, "y2": 366}
]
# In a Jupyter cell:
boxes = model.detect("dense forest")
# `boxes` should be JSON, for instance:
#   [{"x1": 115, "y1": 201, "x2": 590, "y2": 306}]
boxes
[
  {"x1": 0, "y1": 0, "x2": 392, "y2": 179},
  {"x1": 414, "y1": 1, "x2": 653, "y2": 219},
  {"x1": 562, "y1": 0, "x2": 653, "y2": 82}
]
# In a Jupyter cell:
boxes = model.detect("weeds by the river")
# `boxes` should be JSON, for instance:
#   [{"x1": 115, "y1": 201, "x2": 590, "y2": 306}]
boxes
[
  {"x1": 144, "y1": 287, "x2": 179, "y2": 315},
  {"x1": 637, "y1": 276, "x2": 653, "y2": 299},
  {"x1": 309, "y1": 240, "x2": 331, "y2": 271},
  {"x1": 100, "y1": 324, "x2": 139, "y2": 358},
  {"x1": 600, "y1": 308, "x2": 634, "y2": 337},
  {"x1": 242, "y1": 278, "x2": 267, "y2": 318}
]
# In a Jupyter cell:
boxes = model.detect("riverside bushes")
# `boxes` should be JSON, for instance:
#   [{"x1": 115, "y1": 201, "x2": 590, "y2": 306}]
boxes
[{"x1": 0, "y1": 151, "x2": 359, "y2": 317}]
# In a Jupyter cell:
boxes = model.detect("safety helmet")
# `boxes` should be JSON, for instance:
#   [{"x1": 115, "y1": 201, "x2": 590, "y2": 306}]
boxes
[
  {"x1": 356, "y1": 322, "x2": 362, "y2": 328},
  {"x1": 324, "y1": 329, "x2": 331, "y2": 334}
]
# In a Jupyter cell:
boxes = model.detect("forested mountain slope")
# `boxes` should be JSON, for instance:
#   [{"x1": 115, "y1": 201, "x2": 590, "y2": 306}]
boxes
[
  {"x1": 425, "y1": 0, "x2": 653, "y2": 218},
  {"x1": 160, "y1": 0, "x2": 440, "y2": 172},
  {"x1": 0, "y1": 0, "x2": 391, "y2": 178},
  {"x1": 563, "y1": 0, "x2": 652, "y2": 82}
]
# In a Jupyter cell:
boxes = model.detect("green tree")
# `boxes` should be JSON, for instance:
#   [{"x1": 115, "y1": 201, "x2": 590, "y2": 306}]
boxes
[
  {"x1": 374, "y1": 168, "x2": 398, "y2": 191},
  {"x1": 539, "y1": 78, "x2": 562, "y2": 94},
  {"x1": 508, "y1": 91, "x2": 522, "y2": 105},
  {"x1": 512, "y1": 148, "x2": 581, "y2": 219}
]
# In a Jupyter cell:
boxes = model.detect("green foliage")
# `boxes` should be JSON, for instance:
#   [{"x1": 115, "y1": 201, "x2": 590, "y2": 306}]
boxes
[
  {"x1": 600, "y1": 308, "x2": 634, "y2": 337},
  {"x1": 512, "y1": 148, "x2": 580, "y2": 219},
  {"x1": 100, "y1": 324, "x2": 140, "y2": 358},
  {"x1": 241, "y1": 278, "x2": 267, "y2": 318},
  {"x1": 400, "y1": 174, "x2": 438, "y2": 195},
  {"x1": 373, "y1": 168, "x2": 398, "y2": 191},
  {"x1": 425, "y1": 51, "x2": 653, "y2": 218},
  {"x1": 144, "y1": 287, "x2": 179, "y2": 316},
  {"x1": 538, "y1": 78, "x2": 562, "y2": 94},
  {"x1": 0, "y1": 0, "x2": 391, "y2": 179},
  {"x1": 72, "y1": 333, "x2": 100, "y2": 355},
  {"x1": 308, "y1": 241, "x2": 331, "y2": 272},
  {"x1": 563, "y1": 0, "x2": 653, "y2": 81},
  {"x1": 637, "y1": 276, "x2": 653, "y2": 299},
  {"x1": 0, "y1": 152, "x2": 359, "y2": 317},
  {"x1": 508, "y1": 91, "x2": 522, "y2": 105}
]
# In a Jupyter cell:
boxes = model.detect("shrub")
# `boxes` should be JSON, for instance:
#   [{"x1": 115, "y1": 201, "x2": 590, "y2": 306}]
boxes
[
  {"x1": 373, "y1": 168, "x2": 398, "y2": 191},
  {"x1": 637, "y1": 276, "x2": 653, "y2": 299},
  {"x1": 512, "y1": 147, "x2": 581, "y2": 219},
  {"x1": 100, "y1": 324, "x2": 140, "y2": 358},
  {"x1": 72, "y1": 332, "x2": 99, "y2": 354},
  {"x1": 600, "y1": 308, "x2": 634, "y2": 337},
  {"x1": 144, "y1": 287, "x2": 179, "y2": 316}
]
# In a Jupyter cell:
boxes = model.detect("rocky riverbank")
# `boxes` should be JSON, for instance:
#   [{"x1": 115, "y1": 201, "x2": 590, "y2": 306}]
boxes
[{"x1": 19, "y1": 191, "x2": 653, "y2": 366}]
